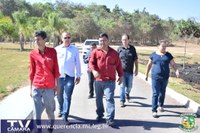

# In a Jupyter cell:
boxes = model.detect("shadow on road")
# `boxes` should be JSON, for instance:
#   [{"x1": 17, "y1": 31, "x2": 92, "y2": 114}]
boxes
[
  {"x1": 112, "y1": 119, "x2": 180, "y2": 130},
  {"x1": 67, "y1": 115, "x2": 180, "y2": 131}
]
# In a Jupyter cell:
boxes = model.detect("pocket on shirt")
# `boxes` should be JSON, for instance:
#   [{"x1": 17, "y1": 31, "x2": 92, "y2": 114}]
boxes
[
  {"x1": 107, "y1": 57, "x2": 116, "y2": 74},
  {"x1": 107, "y1": 56, "x2": 116, "y2": 65},
  {"x1": 45, "y1": 57, "x2": 54, "y2": 67}
]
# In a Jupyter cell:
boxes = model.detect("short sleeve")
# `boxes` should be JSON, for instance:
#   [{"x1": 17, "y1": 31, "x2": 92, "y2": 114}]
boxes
[
  {"x1": 149, "y1": 52, "x2": 154, "y2": 61},
  {"x1": 117, "y1": 47, "x2": 121, "y2": 54},
  {"x1": 167, "y1": 52, "x2": 173, "y2": 61}
]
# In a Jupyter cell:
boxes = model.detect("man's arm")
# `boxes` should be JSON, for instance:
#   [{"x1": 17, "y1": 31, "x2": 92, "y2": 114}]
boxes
[
  {"x1": 133, "y1": 47, "x2": 138, "y2": 76},
  {"x1": 75, "y1": 49, "x2": 81, "y2": 84},
  {"x1": 29, "y1": 53, "x2": 35, "y2": 97},
  {"x1": 55, "y1": 78, "x2": 60, "y2": 96},
  {"x1": 170, "y1": 59, "x2": 179, "y2": 78},
  {"x1": 54, "y1": 50, "x2": 60, "y2": 78},
  {"x1": 134, "y1": 59, "x2": 138, "y2": 76},
  {"x1": 89, "y1": 50, "x2": 100, "y2": 78},
  {"x1": 145, "y1": 59, "x2": 152, "y2": 81},
  {"x1": 54, "y1": 50, "x2": 61, "y2": 94},
  {"x1": 30, "y1": 80, "x2": 33, "y2": 97},
  {"x1": 116, "y1": 54, "x2": 124, "y2": 85}
]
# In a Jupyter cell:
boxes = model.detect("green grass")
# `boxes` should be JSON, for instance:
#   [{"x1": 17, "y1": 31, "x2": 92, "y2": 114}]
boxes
[
  {"x1": 168, "y1": 77, "x2": 200, "y2": 103},
  {"x1": 137, "y1": 49, "x2": 200, "y2": 104},
  {"x1": 0, "y1": 43, "x2": 33, "y2": 99}
]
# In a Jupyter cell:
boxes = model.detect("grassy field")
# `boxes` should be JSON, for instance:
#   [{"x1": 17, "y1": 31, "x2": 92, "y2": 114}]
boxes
[{"x1": 0, "y1": 43, "x2": 32, "y2": 99}]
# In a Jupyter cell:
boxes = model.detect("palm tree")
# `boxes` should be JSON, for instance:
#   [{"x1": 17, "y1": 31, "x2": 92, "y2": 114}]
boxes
[
  {"x1": 45, "y1": 12, "x2": 66, "y2": 47},
  {"x1": 12, "y1": 10, "x2": 30, "y2": 51}
]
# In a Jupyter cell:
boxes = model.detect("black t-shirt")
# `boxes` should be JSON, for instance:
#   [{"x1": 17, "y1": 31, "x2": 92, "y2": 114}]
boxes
[{"x1": 117, "y1": 45, "x2": 138, "y2": 74}]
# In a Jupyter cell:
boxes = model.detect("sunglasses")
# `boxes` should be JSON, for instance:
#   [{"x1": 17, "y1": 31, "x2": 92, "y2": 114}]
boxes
[{"x1": 64, "y1": 37, "x2": 71, "y2": 39}]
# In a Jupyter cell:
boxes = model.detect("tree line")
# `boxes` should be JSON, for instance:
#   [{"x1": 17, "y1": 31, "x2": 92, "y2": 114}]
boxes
[{"x1": 0, "y1": 0, "x2": 200, "y2": 51}]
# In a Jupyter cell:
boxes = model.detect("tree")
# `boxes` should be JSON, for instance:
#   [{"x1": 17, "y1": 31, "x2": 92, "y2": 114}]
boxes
[
  {"x1": 45, "y1": 12, "x2": 66, "y2": 47},
  {"x1": 26, "y1": 16, "x2": 39, "y2": 48},
  {"x1": 0, "y1": 0, "x2": 19, "y2": 17},
  {"x1": 162, "y1": 17, "x2": 176, "y2": 40},
  {"x1": 137, "y1": 9, "x2": 152, "y2": 45},
  {"x1": 0, "y1": 14, "x2": 16, "y2": 41},
  {"x1": 73, "y1": 13, "x2": 100, "y2": 42},
  {"x1": 55, "y1": 0, "x2": 84, "y2": 18},
  {"x1": 112, "y1": 4, "x2": 123, "y2": 21},
  {"x1": 175, "y1": 18, "x2": 200, "y2": 69},
  {"x1": 30, "y1": 2, "x2": 55, "y2": 17},
  {"x1": 0, "y1": 0, "x2": 31, "y2": 19},
  {"x1": 149, "y1": 15, "x2": 165, "y2": 43},
  {"x1": 12, "y1": 10, "x2": 30, "y2": 51}
]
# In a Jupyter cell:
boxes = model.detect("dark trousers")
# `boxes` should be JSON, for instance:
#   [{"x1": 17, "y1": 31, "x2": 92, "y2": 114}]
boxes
[
  {"x1": 87, "y1": 70, "x2": 94, "y2": 96},
  {"x1": 152, "y1": 78, "x2": 168, "y2": 112}
]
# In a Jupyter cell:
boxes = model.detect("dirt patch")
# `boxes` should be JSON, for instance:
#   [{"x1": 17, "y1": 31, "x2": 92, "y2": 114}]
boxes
[{"x1": 175, "y1": 64, "x2": 200, "y2": 91}]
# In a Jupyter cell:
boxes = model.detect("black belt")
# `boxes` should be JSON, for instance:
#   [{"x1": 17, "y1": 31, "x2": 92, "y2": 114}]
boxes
[{"x1": 64, "y1": 73, "x2": 69, "y2": 78}]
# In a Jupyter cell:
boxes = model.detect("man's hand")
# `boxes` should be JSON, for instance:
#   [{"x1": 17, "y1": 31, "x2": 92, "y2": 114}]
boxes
[
  {"x1": 117, "y1": 76, "x2": 123, "y2": 85},
  {"x1": 135, "y1": 69, "x2": 138, "y2": 76},
  {"x1": 92, "y1": 70, "x2": 100, "y2": 78},
  {"x1": 30, "y1": 92, "x2": 32, "y2": 97},
  {"x1": 145, "y1": 75, "x2": 148, "y2": 81},
  {"x1": 54, "y1": 85, "x2": 60, "y2": 96},
  {"x1": 175, "y1": 69, "x2": 180, "y2": 78},
  {"x1": 75, "y1": 77, "x2": 81, "y2": 85},
  {"x1": 30, "y1": 86, "x2": 32, "y2": 97}
]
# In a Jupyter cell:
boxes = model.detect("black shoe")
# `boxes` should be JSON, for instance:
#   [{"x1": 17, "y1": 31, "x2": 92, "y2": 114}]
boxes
[
  {"x1": 64, "y1": 119, "x2": 70, "y2": 125},
  {"x1": 88, "y1": 95, "x2": 94, "y2": 99},
  {"x1": 47, "y1": 125, "x2": 53, "y2": 133},
  {"x1": 96, "y1": 116, "x2": 104, "y2": 122},
  {"x1": 120, "y1": 102, "x2": 125, "y2": 107},
  {"x1": 126, "y1": 94, "x2": 130, "y2": 101},
  {"x1": 106, "y1": 120, "x2": 114, "y2": 126}
]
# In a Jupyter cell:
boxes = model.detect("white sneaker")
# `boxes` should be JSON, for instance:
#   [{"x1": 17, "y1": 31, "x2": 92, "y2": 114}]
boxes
[
  {"x1": 158, "y1": 107, "x2": 164, "y2": 112},
  {"x1": 152, "y1": 112, "x2": 158, "y2": 118}
]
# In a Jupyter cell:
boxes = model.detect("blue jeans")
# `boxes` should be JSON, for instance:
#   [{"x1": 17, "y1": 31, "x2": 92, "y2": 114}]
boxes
[
  {"x1": 32, "y1": 86, "x2": 55, "y2": 125},
  {"x1": 57, "y1": 78, "x2": 65, "y2": 114},
  {"x1": 119, "y1": 72, "x2": 133, "y2": 102},
  {"x1": 94, "y1": 80, "x2": 115, "y2": 121},
  {"x1": 151, "y1": 78, "x2": 168, "y2": 112},
  {"x1": 57, "y1": 76, "x2": 75, "y2": 120}
]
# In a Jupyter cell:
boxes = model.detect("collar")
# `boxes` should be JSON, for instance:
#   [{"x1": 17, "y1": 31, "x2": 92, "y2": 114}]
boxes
[
  {"x1": 123, "y1": 45, "x2": 130, "y2": 49},
  {"x1": 97, "y1": 46, "x2": 111, "y2": 51},
  {"x1": 36, "y1": 47, "x2": 47, "y2": 54},
  {"x1": 61, "y1": 43, "x2": 71, "y2": 48}
]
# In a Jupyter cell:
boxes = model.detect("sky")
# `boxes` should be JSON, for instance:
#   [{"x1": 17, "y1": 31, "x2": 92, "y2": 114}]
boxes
[{"x1": 26, "y1": 0, "x2": 200, "y2": 21}]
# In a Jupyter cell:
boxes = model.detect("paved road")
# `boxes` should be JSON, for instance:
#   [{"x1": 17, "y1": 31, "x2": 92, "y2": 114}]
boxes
[{"x1": 41, "y1": 48, "x2": 200, "y2": 133}]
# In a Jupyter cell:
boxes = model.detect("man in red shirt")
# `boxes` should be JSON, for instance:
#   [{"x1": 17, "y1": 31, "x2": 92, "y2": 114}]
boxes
[
  {"x1": 29, "y1": 31, "x2": 60, "y2": 131},
  {"x1": 89, "y1": 33, "x2": 123, "y2": 126}
]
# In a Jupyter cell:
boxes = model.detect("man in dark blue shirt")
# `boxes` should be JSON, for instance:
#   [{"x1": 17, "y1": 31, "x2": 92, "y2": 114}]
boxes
[{"x1": 117, "y1": 34, "x2": 138, "y2": 107}]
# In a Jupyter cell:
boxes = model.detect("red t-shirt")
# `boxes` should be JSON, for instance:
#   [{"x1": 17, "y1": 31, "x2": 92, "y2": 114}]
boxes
[
  {"x1": 89, "y1": 46, "x2": 123, "y2": 81},
  {"x1": 29, "y1": 47, "x2": 60, "y2": 88}
]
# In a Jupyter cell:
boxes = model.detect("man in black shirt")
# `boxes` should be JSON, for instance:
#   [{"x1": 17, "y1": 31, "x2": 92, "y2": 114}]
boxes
[{"x1": 117, "y1": 34, "x2": 138, "y2": 107}]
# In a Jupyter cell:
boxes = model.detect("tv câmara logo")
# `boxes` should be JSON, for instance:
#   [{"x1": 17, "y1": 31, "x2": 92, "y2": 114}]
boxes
[{"x1": 179, "y1": 113, "x2": 198, "y2": 132}]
